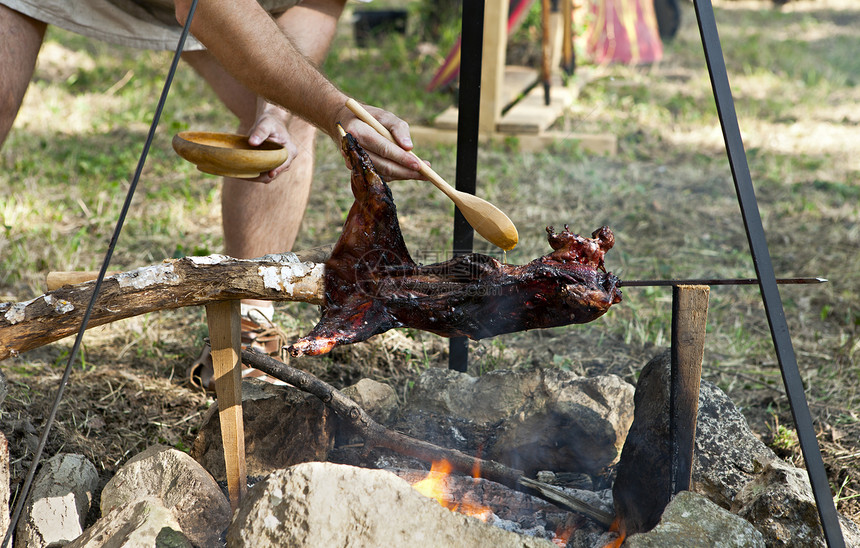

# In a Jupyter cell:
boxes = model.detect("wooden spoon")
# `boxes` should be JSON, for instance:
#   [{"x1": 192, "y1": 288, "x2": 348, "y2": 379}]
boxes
[{"x1": 345, "y1": 98, "x2": 518, "y2": 251}]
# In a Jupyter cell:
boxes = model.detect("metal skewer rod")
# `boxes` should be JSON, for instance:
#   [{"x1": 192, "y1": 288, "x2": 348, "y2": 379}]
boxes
[{"x1": 620, "y1": 277, "x2": 826, "y2": 287}]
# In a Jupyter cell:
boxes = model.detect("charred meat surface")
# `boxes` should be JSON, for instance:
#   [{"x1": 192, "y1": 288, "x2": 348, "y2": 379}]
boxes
[{"x1": 288, "y1": 133, "x2": 622, "y2": 356}]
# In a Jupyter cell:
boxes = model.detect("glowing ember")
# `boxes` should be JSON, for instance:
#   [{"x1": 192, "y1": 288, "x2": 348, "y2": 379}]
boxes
[
  {"x1": 551, "y1": 524, "x2": 575, "y2": 547},
  {"x1": 601, "y1": 519, "x2": 626, "y2": 548},
  {"x1": 412, "y1": 460, "x2": 493, "y2": 521}
]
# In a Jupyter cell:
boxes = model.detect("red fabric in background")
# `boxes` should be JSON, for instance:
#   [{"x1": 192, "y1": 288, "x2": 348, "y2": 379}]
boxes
[{"x1": 583, "y1": 0, "x2": 663, "y2": 65}]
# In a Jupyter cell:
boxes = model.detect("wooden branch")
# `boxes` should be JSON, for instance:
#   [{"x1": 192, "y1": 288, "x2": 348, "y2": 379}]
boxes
[
  {"x1": 0, "y1": 247, "x2": 331, "y2": 361},
  {"x1": 241, "y1": 348, "x2": 524, "y2": 488},
  {"x1": 242, "y1": 349, "x2": 614, "y2": 525},
  {"x1": 518, "y1": 477, "x2": 615, "y2": 526}
]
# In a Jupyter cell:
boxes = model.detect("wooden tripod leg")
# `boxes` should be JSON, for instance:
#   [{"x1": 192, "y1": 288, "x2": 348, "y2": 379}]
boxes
[
  {"x1": 670, "y1": 285, "x2": 709, "y2": 494},
  {"x1": 540, "y1": 0, "x2": 552, "y2": 105},
  {"x1": 561, "y1": 0, "x2": 575, "y2": 75},
  {"x1": 205, "y1": 300, "x2": 247, "y2": 511}
]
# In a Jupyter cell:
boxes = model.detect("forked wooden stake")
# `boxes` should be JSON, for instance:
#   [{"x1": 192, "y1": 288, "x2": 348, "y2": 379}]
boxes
[
  {"x1": 205, "y1": 300, "x2": 247, "y2": 511},
  {"x1": 670, "y1": 285, "x2": 709, "y2": 494}
]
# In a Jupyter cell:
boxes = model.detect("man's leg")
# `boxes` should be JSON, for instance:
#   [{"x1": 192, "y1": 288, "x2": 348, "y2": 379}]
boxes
[
  {"x1": 0, "y1": 6, "x2": 47, "y2": 149},
  {"x1": 223, "y1": 117, "x2": 315, "y2": 313},
  {"x1": 221, "y1": 119, "x2": 315, "y2": 258},
  {"x1": 183, "y1": 0, "x2": 343, "y2": 309}
]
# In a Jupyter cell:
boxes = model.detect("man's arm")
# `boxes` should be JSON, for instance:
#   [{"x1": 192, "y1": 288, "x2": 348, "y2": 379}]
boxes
[
  {"x1": 244, "y1": 0, "x2": 346, "y2": 181},
  {"x1": 174, "y1": 0, "x2": 422, "y2": 179}
]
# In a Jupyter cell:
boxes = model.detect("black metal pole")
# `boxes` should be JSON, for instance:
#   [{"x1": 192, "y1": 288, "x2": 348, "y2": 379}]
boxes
[
  {"x1": 449, "y1": 0, "x2": 485, "y2": 372},
  {"x1": 693, "y1": 1, "x2": 844, "y2": 545}
]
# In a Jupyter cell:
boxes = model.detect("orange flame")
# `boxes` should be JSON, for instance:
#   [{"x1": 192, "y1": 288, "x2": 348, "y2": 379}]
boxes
[
  {"x1": 551, "y1": 523, "x2": 575, "y2": 546},
  {"x1": 412, "y1": 460, "x2": 493, "y2": 521},
  {"x1": 601, "y1": 518, "x2": 626, "y2": 548}
]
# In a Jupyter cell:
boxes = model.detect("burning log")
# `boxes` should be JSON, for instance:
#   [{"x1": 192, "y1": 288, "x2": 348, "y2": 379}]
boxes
[
  {"x1": 242, "y1": 348, "x2": 615, "y2": 527},
  {"x1": 241, "y1": 348, "x2": 524, "y2": 488},
  {"x1": 288, "y1": 132, "x2": 622, "y2": 356}
]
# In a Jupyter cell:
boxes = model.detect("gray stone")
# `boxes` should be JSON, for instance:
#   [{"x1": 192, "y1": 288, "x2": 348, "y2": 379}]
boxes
[
  {"x1": 340, "y1": 378, "x2": 398, "y2": 424},
  {"x1": 842, "y1": 519, "x2": 860, "y2": 548},
  {"x1": 392, "y1": 408, "x2": 496, "y2": 456},
  {"x1": 490, "y1": 372, "x2": 634, "y2": 475},
  {"x1": 0, "y1": 368, "x2": 7, "y2": 408},
  {"x1": 101, "y1": 445, "x2": 230, "y2": 548},
  {"x1": 841, "y1": 518, "x2": 860, "y2": 548},
  {"x1": 624, "y1": 491, "x2": 765, "y2": 547},
  {"x1": 227, "y1": 461, "x2": 555, "y2": 548},
  {"x1": 733, "y1": 459, "x2": 860, "y2": 548},
  {"x1": 192, "y1": 379, "x2": 334, "y2": 481},
  {"x1": 406, "y1": 368, "x2": 541, "y2": 425},
  {"x1": 615, "y1": 352, "x2": 860, "y2": 547},
  {"x1": 694, "y1": 373, "x2": 778, "y2": 509},
  {"x1": 66, "y1": 498, "x2": 193, "y2": 548},
  {"x1": 625, "y1": 352, "x2": 781, "y2": 511},
  {"x1": 404, "y1": 367, "x2": 634, "y2": 475},
  {"x1": 15, "y1": 453, "x2": 98, "y2": 548},
  {"x1": 613, "y1": 351, "x2": 673, "y2": 535}
]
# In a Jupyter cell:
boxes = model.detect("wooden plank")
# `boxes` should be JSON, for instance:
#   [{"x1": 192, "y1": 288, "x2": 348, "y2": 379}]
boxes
[
  {"x1": 437, "y1": 66, "x2": 603, "y2": 133},
  {"x1": 205, "y1": 300, "x2": 247, "y2": 511},
  {"x1": 433, "y1": 106, "x2": 460, "y2": 131},
  {"x1": 516, "y1": 130, "x2": 617, "y2": 155},
  {"x1": 500, "y1": 66, "x2": 540, "y2": 107},
  {"x1": 434, "y1": 66, "x2": 539, "y2": 131},
  {"x1": 410, "y1": 125, "x2": 617, "y2": 156},
  {"x1": 497, "y1": 75, "x2": 572, "y2": 134},
  {"x1": 670, "y1": 285, "x2": 709, "y2": 494}
]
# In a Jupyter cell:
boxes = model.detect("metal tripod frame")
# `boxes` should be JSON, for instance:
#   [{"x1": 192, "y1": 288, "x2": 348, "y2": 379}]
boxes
[
  {"x1": 693, "y1": 0, "x2": 843, "y2": 544},
  {"x1": 449, "y1": 1, "x2": 845, "y2": 544}
]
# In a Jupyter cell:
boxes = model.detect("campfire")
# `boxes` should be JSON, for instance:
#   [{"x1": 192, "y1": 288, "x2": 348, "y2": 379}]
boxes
[
  {"x1": 396, "y1": 459, "x2": 592, "y2": 545},
  {"x1": 407, "y1": 459, "x2": 590, "y2": 547},
  {"x1": 411, "y1": 460, "x2": 494, "y2": 521},
  {"x1": 0, "y1": 131, "x2": 626, "y2": 546}
]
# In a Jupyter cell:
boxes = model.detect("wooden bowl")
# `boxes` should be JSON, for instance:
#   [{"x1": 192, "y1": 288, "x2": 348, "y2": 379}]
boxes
[{"x1": 172, "y1": 131, "x2": 288, "y2": 178}]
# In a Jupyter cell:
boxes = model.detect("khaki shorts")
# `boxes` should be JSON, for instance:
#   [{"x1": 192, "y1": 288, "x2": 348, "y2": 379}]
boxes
[{"x1": 1, "y1": 0, "x2": 301, "y2": 50}]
